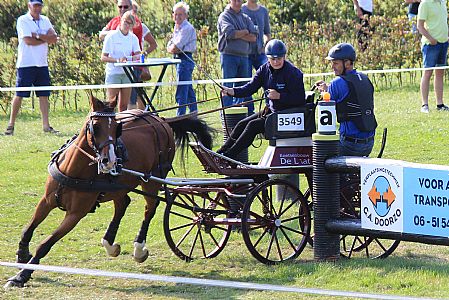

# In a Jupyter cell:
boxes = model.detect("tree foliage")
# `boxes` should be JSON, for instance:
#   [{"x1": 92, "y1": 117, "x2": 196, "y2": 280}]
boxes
[{"x1": 0, "y1": 0, "x2": 429, "y2": 109}]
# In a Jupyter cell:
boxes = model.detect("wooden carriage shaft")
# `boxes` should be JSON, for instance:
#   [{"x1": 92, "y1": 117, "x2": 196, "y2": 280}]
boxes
[
  {"x1": 121, "y1": 168, "x2": 254, "y2": 186},
  {"x1": 122, "y1": 168, "x2": 252, "y2": 214}
]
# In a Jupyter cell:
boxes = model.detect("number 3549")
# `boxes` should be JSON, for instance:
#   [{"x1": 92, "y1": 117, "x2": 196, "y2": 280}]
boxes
[{"x1": 278, "y1": 116, "x2": 302, "y2": 126}]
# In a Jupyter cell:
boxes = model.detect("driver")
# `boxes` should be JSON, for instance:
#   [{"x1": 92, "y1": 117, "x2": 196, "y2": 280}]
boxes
[
  {"x1": 217, "y1": 39, "x2": 306, "y2": 159},
  {"x1": 316, "y1": 43, "x2": 377, "y2": 157}
]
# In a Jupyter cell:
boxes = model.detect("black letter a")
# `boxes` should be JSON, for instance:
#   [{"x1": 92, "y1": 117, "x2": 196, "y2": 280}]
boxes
[{"x1": 320, "y1": 110, "x2": 333, "y2": 126}]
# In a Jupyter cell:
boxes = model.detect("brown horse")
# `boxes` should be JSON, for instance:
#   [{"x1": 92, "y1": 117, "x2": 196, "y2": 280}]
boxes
[{"x1": 5, "y1": 95, "x2": 213, "y2": 288}]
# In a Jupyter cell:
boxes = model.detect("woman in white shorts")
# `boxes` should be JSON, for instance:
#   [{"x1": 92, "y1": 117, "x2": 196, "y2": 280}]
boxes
[{"x1": 101, "y1": 10, "x2": 141, "y2": 111}]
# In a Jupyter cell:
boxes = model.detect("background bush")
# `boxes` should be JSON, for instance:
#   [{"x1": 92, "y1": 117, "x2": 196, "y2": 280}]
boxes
[{"x1": 0, "y1": 0, "x2": 432, "y2": 110}]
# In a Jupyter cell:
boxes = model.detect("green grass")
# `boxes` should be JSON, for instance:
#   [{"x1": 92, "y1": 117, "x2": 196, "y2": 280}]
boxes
[{"x1": 1, "y1": 84, "x2": 449, "y2": 299}]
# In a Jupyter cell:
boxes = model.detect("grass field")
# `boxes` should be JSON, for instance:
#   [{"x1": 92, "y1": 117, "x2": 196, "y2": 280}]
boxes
[{"x1": 1, "y1": 81, "x2": 449, "y2": 299}]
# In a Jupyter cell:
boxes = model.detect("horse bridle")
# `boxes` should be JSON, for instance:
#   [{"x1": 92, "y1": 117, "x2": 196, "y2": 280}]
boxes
[{"x1": 85, "y1": 111, "x2": 122, "y2": 175}]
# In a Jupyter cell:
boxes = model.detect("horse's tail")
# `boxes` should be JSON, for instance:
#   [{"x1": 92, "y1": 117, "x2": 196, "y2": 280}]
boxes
[{"x1": 167, "y1": 116, "x2": 214, "y2": 152}]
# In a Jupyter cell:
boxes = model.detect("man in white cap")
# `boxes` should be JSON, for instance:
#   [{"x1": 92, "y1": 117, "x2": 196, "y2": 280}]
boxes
[{"x1": 4, "y1": 0, "x2": 58, "y2": 135}]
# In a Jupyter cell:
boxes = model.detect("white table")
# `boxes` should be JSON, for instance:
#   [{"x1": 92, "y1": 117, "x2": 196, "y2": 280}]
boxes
[{"x1": 115, "y1": 58, "x2": 181, "y2": 112}]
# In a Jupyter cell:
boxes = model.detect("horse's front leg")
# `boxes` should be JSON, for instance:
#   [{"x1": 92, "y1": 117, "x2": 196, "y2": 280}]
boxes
[
  {"x1": 5, "y1": 210, "x2": 87, "y2": 288},
  {"x1": 133, "y1": 187, "x2": 160, "y2": 263},
  {"x1": 16, "y1": 197, "x2": 55, "y2": 264},
  {"x1": 101, "y1": 195, "x2": 132, "y2": 257}
]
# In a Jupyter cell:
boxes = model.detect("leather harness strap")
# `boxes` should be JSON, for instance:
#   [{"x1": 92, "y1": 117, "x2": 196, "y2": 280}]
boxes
[
  {"x1": 48, "y1": 161, "x2": 166, "y2": 203},
  {"x1": 48, "y1": 162, "x2": 128, "y2": 192}
]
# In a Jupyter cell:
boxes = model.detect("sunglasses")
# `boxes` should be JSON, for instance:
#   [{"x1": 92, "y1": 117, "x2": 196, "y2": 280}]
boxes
[{"x1": 118, "y1": 5, "x2": 129, "y2": 9}]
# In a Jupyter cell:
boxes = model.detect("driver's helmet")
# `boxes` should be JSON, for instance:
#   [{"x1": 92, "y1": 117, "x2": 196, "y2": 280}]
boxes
[
  {"x1": 265, "y1": 39, "x2": 287, "y2": 58},
  {"x1": 326, "y1": 43, "x2": 356, "y2": 61}
]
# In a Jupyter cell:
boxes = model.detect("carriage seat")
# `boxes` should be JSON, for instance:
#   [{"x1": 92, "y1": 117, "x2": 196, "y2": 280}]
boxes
[
  {"x1": 258, "y1": 91, "x2": 315, "y2": 168},
  {"x1": 264, "y1": 91, "x2": 316, "y2": 143}
]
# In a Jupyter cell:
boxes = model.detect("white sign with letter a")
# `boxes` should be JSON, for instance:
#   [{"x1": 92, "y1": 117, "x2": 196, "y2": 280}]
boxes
[{"x1": 317, "y1": 101, "x2": 336, "y2": 135}]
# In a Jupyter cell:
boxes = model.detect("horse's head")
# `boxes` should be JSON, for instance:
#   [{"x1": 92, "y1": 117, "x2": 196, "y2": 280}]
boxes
[{"x1": 86, "y1": 94, "x2": 122, "y2": 175}]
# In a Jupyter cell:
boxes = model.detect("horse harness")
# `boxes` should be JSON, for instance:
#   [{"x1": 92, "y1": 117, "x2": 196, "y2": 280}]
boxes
[
  {"x1": 48, "y1": 111, "x2": 127, "y2": 212},
  {"x1": 48, "y1": 111, "x2": 171, "y2": 212},
  {"x1": 116, "y1": 111, "x2": 174, "y2": 177}
]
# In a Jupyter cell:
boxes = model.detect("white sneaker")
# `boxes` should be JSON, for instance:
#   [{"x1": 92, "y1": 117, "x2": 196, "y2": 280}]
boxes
[{"x1": 421, "y1": 104, "x2": 429, "y2": 113}]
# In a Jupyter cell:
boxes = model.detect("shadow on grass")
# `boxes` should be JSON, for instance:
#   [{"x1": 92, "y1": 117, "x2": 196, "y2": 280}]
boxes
[
  {"x1": 136, "y1": 253, "x2": 449, "y2": 290},
  {"x1": 32, "y1": 273, "x2": 247, "y2": 300},
  {"x1": 5, "y1": 251, "x2": 449, "y2": 299}
]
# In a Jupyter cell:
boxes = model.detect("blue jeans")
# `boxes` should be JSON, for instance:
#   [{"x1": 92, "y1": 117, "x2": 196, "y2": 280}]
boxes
[
  {"x1": 176, "y1": 54, "x2": 197, "y2": 116},
  {"x1": 220, "y1": 53, "x2": 253, "y2": 114},
  {"x1": 248, "y1": 53, "x2": 267, "y2": 73},
  {"x1": 339, "y1": 135, "x2": 374, "y2": 157}
]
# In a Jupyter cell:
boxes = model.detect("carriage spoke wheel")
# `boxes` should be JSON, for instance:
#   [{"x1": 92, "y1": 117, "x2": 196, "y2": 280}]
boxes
[
  {"x1": 302, "y1": 188, "x2": 314, "y2": 247},
  {"x1": 163, "y1": 190, "x2": 232, "y2": 261},
  {"x1": 241, "y1": 179, "x2": 311, "y2": 264},
  {"x1": 340, "y1": 181, "x2": 400, "y2": 259}
]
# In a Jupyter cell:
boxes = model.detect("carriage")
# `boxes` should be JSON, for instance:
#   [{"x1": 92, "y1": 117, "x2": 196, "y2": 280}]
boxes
[
  {"x1": 5, "y1": 93, "x2": 399, "y2": 288},
  {"x1": 157, "y1": 102, "x2": 399, "y2": 265}
]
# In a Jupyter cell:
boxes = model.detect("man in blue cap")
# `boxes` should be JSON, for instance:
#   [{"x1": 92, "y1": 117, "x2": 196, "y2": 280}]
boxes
[
  {"x1": 217, "y1": 39, "x2": 305, "y2": 159},
  {"x1": 4, "y1": 0, "x2": 58, "y2": 135},
  {"x1": 316, "y1": 43, "x2": 377, "y2": 157}
]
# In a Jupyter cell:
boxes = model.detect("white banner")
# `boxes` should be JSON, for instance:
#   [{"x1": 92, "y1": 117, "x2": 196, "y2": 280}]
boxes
[{"x1": 361, "y1": 164, "x2": 404, "y2": 232}]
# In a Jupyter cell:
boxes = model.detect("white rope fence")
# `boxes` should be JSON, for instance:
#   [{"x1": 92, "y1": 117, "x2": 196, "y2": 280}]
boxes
[
  {"x1": 0, "y1": 66, "x2": 448, "y2": 92},
  {"x1": 0, "y1": 262, "x2": 440, "y2": 300}
]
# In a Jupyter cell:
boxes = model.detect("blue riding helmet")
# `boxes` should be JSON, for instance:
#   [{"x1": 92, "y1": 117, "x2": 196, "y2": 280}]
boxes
[
  {"x1": 265, "y1": 39, "x2": 287, "y2": 58},
  {"x1": 326, "y1": 43, "x2": 356, "y2": 61}
]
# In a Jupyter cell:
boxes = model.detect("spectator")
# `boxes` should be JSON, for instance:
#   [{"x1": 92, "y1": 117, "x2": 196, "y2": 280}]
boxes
[
  {"x1": 4, "y1": 0, "x2": 59, "y2": 136},
  {"x1": 404, "y1": 0, "x2": 420, "y2": 34},
  {"x1": 242, "y1": 0, "x2": 271, "y2": 72},
  {"x1": 217, "y1": 0, "x2": 258, "y2": 113},
  {"x1": 101, "y1": 11, "x2": 141, "y2": 111},
  {"x1": 417, "y1": 0, "x2": 449, "y2": 113},
  {"x1": 129, "y1": 0, "x2": 158, "y2": 110},
  {"x1": 99, "y1": 0, "x2": 142, "y2": 43},
  {"x1": 316, "y1": 43, "x2": 377, "y2": 157},
  {"x1": 352, "y1": 0, "x2": 373, "y2": 51},
  {"x1": 167, "y1": 2, "x2": 198, "y2": 116},
  {"x1": 217, "y1": 40, "x2": 305, "y2": 159}
]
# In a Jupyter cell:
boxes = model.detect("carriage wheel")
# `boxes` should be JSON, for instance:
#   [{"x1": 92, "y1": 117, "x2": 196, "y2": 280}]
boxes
[
  {"x1": 241, "y1": 179, "x2": 311, "y2": 264},
  {"x1": 163, "y1": 190, "x2": 232, "y2": 261},
  {"x1": 301, "y1": 187, "x2": 314, "y2": 247},
  {"x1": 340, "y1": 181, "x2": 400, "y2": 259}
]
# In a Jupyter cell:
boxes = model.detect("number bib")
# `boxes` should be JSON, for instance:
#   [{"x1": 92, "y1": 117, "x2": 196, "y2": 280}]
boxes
[{"x1": 277, "y1": 113, "x2": 304, "y2": 131}]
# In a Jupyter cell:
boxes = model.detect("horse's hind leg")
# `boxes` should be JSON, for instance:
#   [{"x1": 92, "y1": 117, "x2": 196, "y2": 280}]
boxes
[
  {"x1": 5, "y1": 211, "x2": 87, "y2": 288},
  {"x1": 17, "y1": 196, "x2": 56, "y2": 264},
  {"x1": 133, "y1": 184, "x2": 161, "y2": 263},
  {"x1": 101, "y1": 195, "x2": 132, "y2": 257}
]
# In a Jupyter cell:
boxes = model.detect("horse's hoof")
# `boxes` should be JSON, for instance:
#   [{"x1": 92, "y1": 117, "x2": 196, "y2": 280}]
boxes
[
  {"x1": 133, "y1": 249, "x2": 149, "y2": 263},
  {"x1": 101, "y1": 238, "x2": 121, "y2": 257},
  {"x1": 133, "y1": 241, "x2": 149, "y2": 263},
  {"x1": 109, "y1": 244, "x2": 121, "y2": 257},
  {"x1": 4, "y1": 279, "x2": 24, "y2": 289}
]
